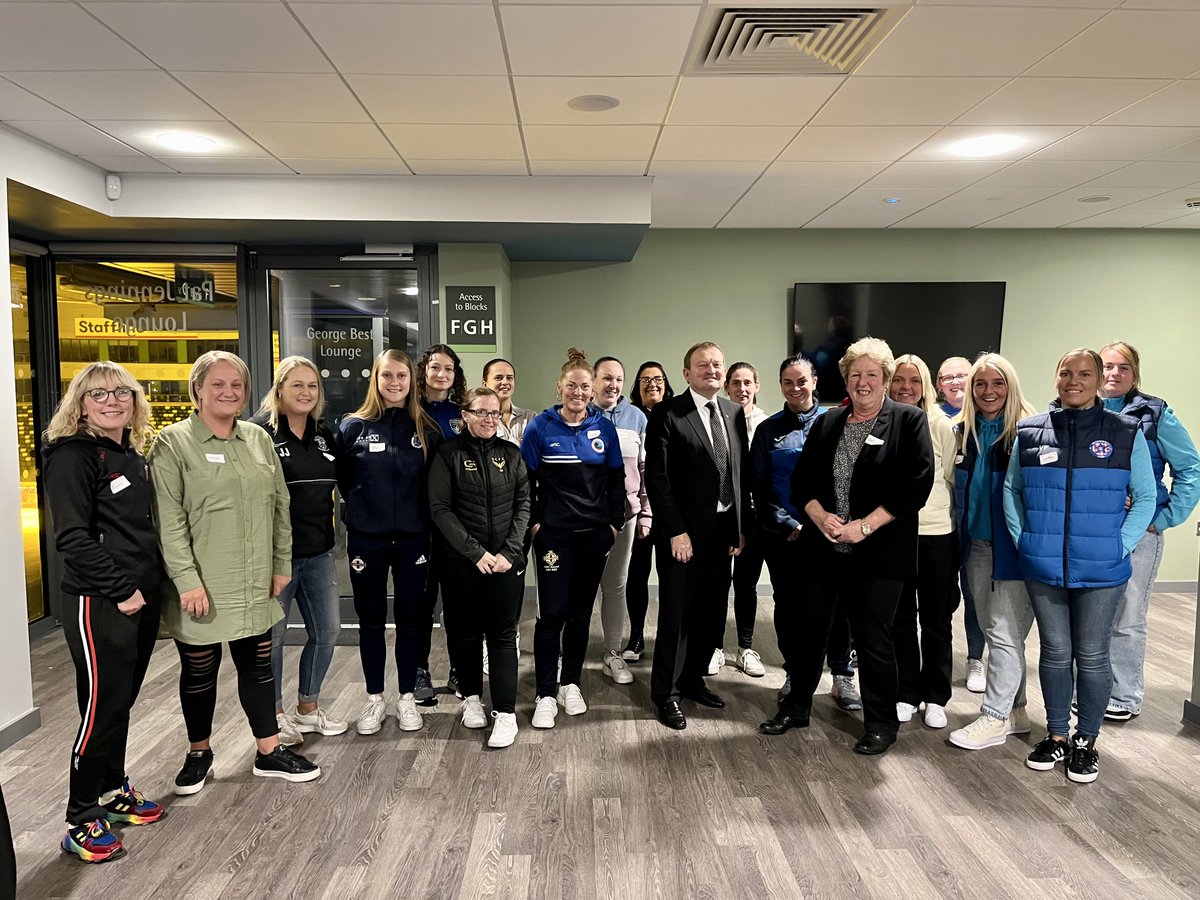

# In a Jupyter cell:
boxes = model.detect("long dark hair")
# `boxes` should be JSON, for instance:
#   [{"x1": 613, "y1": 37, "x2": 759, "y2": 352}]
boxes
[
  {"x1": 416, "y1": 343, "x2": 467, "y2": 405},
  {"x1": 630, "y1": 360, "x2": 674, "y2": 412}
]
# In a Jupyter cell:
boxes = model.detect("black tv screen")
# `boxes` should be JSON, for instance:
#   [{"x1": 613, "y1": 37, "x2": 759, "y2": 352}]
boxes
[{"x1": 791, "y1": 282, "x2": 1005, "y2": 404}]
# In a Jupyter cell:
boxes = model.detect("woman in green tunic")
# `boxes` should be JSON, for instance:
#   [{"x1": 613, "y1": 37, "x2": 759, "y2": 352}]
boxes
[{"x1": 151, "y1": 350, "x2": 320, "y2": 794}]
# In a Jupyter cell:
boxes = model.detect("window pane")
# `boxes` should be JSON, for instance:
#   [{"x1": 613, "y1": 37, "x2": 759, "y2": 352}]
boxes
[{"x1": 10, "y1": 254, "x2": 44, "y2": 621}]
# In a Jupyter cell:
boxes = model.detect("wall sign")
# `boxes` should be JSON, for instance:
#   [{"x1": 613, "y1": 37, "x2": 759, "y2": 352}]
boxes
[{"x1": 446, "y1": 286, "x2": 496, "y2": 351}]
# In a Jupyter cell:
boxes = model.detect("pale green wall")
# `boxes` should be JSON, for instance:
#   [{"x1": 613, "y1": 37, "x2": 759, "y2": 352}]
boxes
[
  {"x1": 510, "y1": 228, "x2": 1200, "y2": 583},
  {"x1": 437, "y1": 243, "x2": 511, "y2": 380}
]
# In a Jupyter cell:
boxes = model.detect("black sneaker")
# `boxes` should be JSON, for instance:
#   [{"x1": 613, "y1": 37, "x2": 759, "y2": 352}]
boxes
[
  {"x1": 620, "y1": 637, "x2": 644, "y2": 662},
  {"x1": 413, "y1": 668, "x2": 437, "y2": 706},
  {"x1": 1103, "y1": 706, "x2": 1134, "y2": 722},
  {"x1": 446, "y1": 668, "x2": 462, "y2": 700},
  {"x1": 252, "y1": 745, "x2": 321, "y2": 783},
  {"x1": 1067, "y1": 734, "x2": 1100, "y2": 784},
  {"x1": 1025, "y1": 735, "x2": 1068, "y2": 771},
  {"x1": 174, "y1": 749, "x2": 214, "y2": 796}
]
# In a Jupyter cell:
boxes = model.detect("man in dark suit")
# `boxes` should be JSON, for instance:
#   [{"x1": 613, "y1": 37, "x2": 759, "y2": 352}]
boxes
[{"x1": 645, "y1": 341, "x2": 752, "y2": 729}]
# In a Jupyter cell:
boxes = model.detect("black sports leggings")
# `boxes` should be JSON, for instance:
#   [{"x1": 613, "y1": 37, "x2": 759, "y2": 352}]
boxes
[{"x1": 175, "y1": 629, "x2": 278, "y2": 743}]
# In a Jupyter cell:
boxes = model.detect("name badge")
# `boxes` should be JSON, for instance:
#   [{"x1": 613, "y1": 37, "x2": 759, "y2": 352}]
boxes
[
  {"x1": 206, "y1": 453, "x2": 225, "y2": 464},
  {"x1": 323, "y1": 452, "x2": 336, "y2": 462},
  {"x1": 1039, "y1": 449, "x2": 1059, "y2": 465},
  {"x1": 110, "y1": 475, "x2": 131, "y2": 494},
  {"x1": 865, "y1": 435, "x2": 884, "y2": 446},
  {"x1": 369, "y1": 442, "x2": 386, "y2": 453},
  {"x1": 954, "y1": 455, "x2": 965, "y2": 465},
  {"x1": 587, "y1": 429, "x2": 601, "y2": 439}
]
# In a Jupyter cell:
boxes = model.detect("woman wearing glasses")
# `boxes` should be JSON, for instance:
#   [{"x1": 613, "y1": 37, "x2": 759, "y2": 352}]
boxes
[
  {"x1": 428, "y1": 387, "x2": 530, "y2": 748},
  {"x1": 622, "y1": 362, "x2": 672, "y2": 661},
  {"x1": 45, "y1": 363, "x2": 166, "y2": 862},
  {"x1": 482, "y1": 358, "x2": 534, "y2": 446}
]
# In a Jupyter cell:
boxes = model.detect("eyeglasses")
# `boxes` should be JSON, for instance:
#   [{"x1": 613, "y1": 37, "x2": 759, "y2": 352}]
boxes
[
  {"x1": 639, "y1": 376, "x2": 665, "y2": 386},
  {"x1": 939, "y1": 374, "x2": 968, "y2": 384},
  {"x1": 86, "y1": 387, "x2": 134, "y2": 402},
  {"x1": 465, "y1": 409, "x2": 502, "y2": 420}
]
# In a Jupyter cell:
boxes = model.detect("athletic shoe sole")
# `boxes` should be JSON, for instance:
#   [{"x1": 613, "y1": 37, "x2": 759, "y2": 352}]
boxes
[
  {"x1": 252, "y1": 765, "x2": 321, "y2": 783},
  {"x1": 173, "y1": 772, "x2": 211, "y2": 796},
  {"x1": 1025, "y1": 758, "x2": 1063, "y2": 772},
  {"x1": 602, "y1": 664, "x2": 633, "y2": 685},
  {"x1": 356, "y1": 721, "x2": 383, "y2": 736},
  {"x1": 295, "y1": 723, "x2": 349, "y2": 736},
  {"x1": 105, "y1": 808, "x2": 166, "y2": 826},
  {"x1": 621, "y1": 651, "x2": 642, "y2": 662},
  {"x1": 61, "y1": 839, "x2": 125, "y2": 863},
  {"x1": 1103, "y1": 709, "x2": 1134, "y2": 722},
  {"x1": 949, "y1": 734, "x2": 1007, "y2": 750},
  {"x1": 1067, "y1": 769, "x2": 1099, "y2": 784}
]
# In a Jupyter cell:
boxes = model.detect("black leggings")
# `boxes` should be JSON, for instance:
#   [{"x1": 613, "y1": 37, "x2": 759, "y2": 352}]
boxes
[
  {"x1": 441, "y1": 564, "x2": 524, "y2": 713},
  {"x1": 731, "y1": 530, "x2": 765, "y2": 649},
  {"x1": 625, "y1": 531, "x2": 654, "y2": 642},
  {"x1": 175, "y1": 629, "x2": 277, "y2": 744}
]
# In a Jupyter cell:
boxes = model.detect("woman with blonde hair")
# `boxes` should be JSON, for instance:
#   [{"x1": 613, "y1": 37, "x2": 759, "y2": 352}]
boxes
[
  {"x1": 888, "y1": 354, "x2": 959, "y2": 729},
  {"x1": 152, "y1": 350, "x2": 319, "y2": 797},
  {"x1": 337, "y1": 349, "x2": 441, "y2": 735},
  {"x1": 45, "y1": 362, "x2": 165, "y2": 862},
  {"x1": 251, "y1": 356, "x2": 347, "y2": 747},
  {"x1": 948, "y1": 353, "x2": 1038, "y2": 751}
]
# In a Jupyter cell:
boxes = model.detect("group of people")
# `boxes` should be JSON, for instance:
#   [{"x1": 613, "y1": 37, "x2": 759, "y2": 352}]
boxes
[{"x1": 46, "y1": 334, "x2": 1196, "y2": 864}]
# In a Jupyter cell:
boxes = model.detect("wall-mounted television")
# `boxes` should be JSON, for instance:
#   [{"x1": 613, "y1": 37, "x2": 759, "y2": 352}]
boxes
[{"x1": 791, "y1": 282, "x2": 1005, "y2": 404}]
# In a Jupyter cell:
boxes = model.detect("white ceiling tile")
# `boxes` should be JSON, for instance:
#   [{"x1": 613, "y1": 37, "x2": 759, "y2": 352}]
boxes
[
  {"x1": 0, "y1": 3, "x2": 155, "y2": 71},
  {"x1": 915, "y1": 0, "x2": 1119, "y2": 8},
  {"x1": 668, "y1": 76, "x2": 842, "y2": 126},
  {"x1": 649, "y1": 160, "x2": 767, "y2": 178},
  {"x1": 514, "y1": 77, "x2": 674, "y2": 125},
  {"x1": 292, "y1": 3, "x2": 507, "y2": 75},
  {"x1": 1121, "y1": 0, "x2": 1200, "y2": 9},
  {"x1": 904, "y1": 126, "x2": 1080, "y2": 161},
  {"x1": 1154, "y1": 137, "x2": 1200, "y2": 161},
  {"x1": 652, "y1": 169, "x2": 762, "y2": 229},
  {"x1": 721, "y1": 182, "x2": 853, "y2": 228},
  {"x1": 176, "y1": 73, "x2": 368, "y2": 124},
  {"x1": 523, "y1": 125, "x2": 657, "y2": 161},
  {"x1": 778, "y1": 126, "x2": 939, "y2": 162},
  {"x1": 92, "y1": 120, "x2": 270, "y2": 157},
  {"x1": 379, "y1": 124, "x2": 524, "y2": 161},
  {"x1": 1032, "y1": 126, "x2": 1200, "y2": 160},
  {"x1": 975, "y1": 159, "x2": 1127, "y2": 187},
  {"x1": 279, "y1": 158, "x2": 415, "y2": 176},
  {"x1": 1099, "y1": 81, "x2": 1200, "y2": 127},
  {"x1": 239, "y1": 122, "x2": 396, "y2": 159},
  {"x1": 718, "y1": 205, "x2": 829, "y2": 229},
  {"x1": 1028, "y1": 11, "x2": 1200, "y2": 78},
  {"x1": 743, "y1": 161, "x2": 885, "y2": 188},
  {"x1": 0, "y1": 78, "x2": 73, "y2": 120},
  {"x1": 654, "y1": 125, "x2": 798, "y2": 162},
  {"x1": 169, "y1": 157, "x2": 294, "y2": 174},
  {"x1": 7, "y1": 72, "x2": 216, "y2": 121},
  {"x1": 349, "y1": 76, "x2": 516, "y2": 125},
  {"x1": 857, "y1": 7, "x2": 1103, "y2": 77},
  {"x1": 862, "y1": 160, "x2": 1009, "y2": 190},
  {"x1": 1115, "y1": 188, "x2": 1200, "y2": 211},
  {"x1": 7, "y1": 120, "x2": 139, "y2": 156},
  {"x1": 890, "y1": 188, "x2": 1056, "y2": 228},
  {"x1": 87, "y1": 2, "x2": 330, "y2": 73},
  {"x1": 1076, "y1": 160, "x2": 1200, "y2": 188},
  {"x1": 1147, "y1": 214, "x2": 1200, "y2": 228},
  {"x1": 812, "y1": 78, "x2": 1009, "y2": 126},
  {"x1": 501, "y1": 0, "x2": 697, "y2": 4},
  {"x1": 1071, "y1": 207, "x2": 1193, "y2": 227},
  {"x1": 803, "y1": 204, "x2": 932, "y2": 228},
  {"x1": 984, "y1": 187, "x2": 1167, "y2": 225},
  {"x1": 833, "y1": 186, "x2": 959, "y2": 210},
  {"x1": 955, "y1": 78, "x2": 1171, "y2": 126},
  {"x1": 81, "y1": 154, "x2": 176, "y2": 174},
  {"x1": 407, "y1": 159, "x2": 527, "y2": 176},
  {"x1": 530, "y1": 160, "x2": 647, "y2": 175},
  {"x1": 502, "y1": 5, "x2": 697, "y2": 76}
]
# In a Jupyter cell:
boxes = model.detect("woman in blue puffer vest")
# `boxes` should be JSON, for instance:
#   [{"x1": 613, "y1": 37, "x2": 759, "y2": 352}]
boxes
[{"x1": 1004, "y1": 347, "x2": 1155, "y2": 785}]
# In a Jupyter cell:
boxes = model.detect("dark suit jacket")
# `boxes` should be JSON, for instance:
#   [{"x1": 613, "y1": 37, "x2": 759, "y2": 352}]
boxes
[
  {"x1": 645, "y1": 391, "x2": 752, "y2": 544},
  {"x1": 791, "y1": 397, "x2": 934, "y2": 580}
]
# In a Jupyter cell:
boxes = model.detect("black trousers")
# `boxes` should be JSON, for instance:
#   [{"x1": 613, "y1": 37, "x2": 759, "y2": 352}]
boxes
[
  {"x1": 63, "y1": 592, "x2": 159, "y2": 825},
  {"x1": 893, "y1": 533, "x2": 960, "y2": 706},
  {"x1": 761, "y1": 536, "x2": 854, "y2": 678},
  {"x1": 650, "y1": 511, "x2": 737, "y2": 706},
  {"x1": 731, "y1": 528, "x2": 765, "y2": 649},
  {"x1": 532, "y1": 525, "x2": 614, "y2": 698},
  {"x1": 176, "y1": 629, "x2": 278, "y2": 744},
  {"x1": 416, "y1": 546, "x2": 446, "y2": 674},
  {"x1": 625, "y1": 530, "x2": 654, "y2": 642},
  {"x1": 781, "y1": 555, "x2": 903, "y2": 737},
  {"x1": 440, "y1": 562, "x2": 524, "y2": 713}
]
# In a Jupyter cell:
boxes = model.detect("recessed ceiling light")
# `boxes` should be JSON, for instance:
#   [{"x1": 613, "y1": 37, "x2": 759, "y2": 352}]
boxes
[
  {"x1": 328, "y1": 283, "x2": 342, "y2": 288},
  {"x1": 883, "y1": 197, "x2": 901, "y2": 204},
  {"x1": 567, "y1": 94, "x2": 620, "y2": 113},
  {"x1": 401, "y1": 286, "x2": 419, "y2": 296},
  {"x1": 156, "y1": 131, "x2": 217, "y2": 152},
  {"x1": 1078, "y1": 195, "x2": 1112, "y2": 203},
  {"x1": 948, "y1": 134, "x2": 1025, "y2": 158}
]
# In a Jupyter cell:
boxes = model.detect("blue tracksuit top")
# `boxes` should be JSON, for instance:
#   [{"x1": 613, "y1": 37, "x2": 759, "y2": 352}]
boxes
[
  {"x1": 953, "y1": 415, "x2": 1021, "y2": 581},
  {"x1": 750, "y1": 402, "x2": 825, "y2": 535},
  {"x1": 521, "y1": 405, "x2": 625, "y2": 532}
]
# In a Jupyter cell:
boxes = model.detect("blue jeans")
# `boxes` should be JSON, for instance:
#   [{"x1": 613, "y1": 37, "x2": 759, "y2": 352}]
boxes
[
  {"x1": 961, "y1": 560, "x2": 986, "y2": 660},
  {"x1": 1026, "y1": 581, "x2": 1125, "y2": 737},
  {"x1": 271, "y1": 550, "x2": 341, "y2": 707},
  {"x1": 1108, "y1": 529, "x2": 1164, "y2": 715},
  {"x1": 965, "y1": 541, "x2": 1033, "y2": 720}
]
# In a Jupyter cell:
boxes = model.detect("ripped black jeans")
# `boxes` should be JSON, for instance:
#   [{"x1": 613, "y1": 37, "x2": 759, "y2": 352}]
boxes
[{"x1": 175, "y1": 629, "x2": 278, "y2": 742}]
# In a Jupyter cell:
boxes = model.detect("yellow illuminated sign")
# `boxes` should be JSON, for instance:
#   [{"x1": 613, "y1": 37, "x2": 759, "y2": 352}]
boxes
[{"x1": 73, "y1": 317, "x2": 237, "y2": 340}]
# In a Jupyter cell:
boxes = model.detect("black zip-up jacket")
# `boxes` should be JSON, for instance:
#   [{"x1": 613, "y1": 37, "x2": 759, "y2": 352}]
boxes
[
  {"x1": 428, "y1": 432, "x2": 531, "y2": 568},
  {"x1": 336, "y1": 407, "x2": 441, "y2": 536},
  {"x1": 249, "y1": 414, "x2": 338, "y2": 558},
  {"x1": 43, "y1": 430, "x2": 165, "y2": 602}
]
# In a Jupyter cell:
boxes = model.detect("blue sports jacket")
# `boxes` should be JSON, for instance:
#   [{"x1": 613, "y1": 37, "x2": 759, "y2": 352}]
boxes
[
  {"x1": 521, "y1": 405, "x2": 625, "y2": 532},
  {"x1": 750, "y1": 402, "x2": 825, "y2": 536},
  {"x1": 953, "y1": 417, "x2": 1021, "y2": 581}
]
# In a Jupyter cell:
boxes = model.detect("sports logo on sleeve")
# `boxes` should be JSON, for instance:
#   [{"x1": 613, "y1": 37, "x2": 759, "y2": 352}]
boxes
[
  {"x1": 412, "y1": 435, "x2": 423, "y2": 449},
  {"x1": 450, "y1": 419, "x2": 464, "y2": 435},
  {"x1": 1089, "y1": 440, "x2": 1114, "y2": 459},
  {"x1": 591, "y1": 437, "x2": 605, "y2": 454}
]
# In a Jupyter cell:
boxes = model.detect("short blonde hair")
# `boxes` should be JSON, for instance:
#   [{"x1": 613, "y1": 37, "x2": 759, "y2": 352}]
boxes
[
  {"x1": 892, "y1": 354, "x2": 939, "y2": 412},
  {"x1": 255, "y1": 356, "x2": 325, "y2": 430},
  {"x1": 1100, "y1": 341, "x2": 1141, "y2": 390},
  {"x1": 44, "y1": 361, "x2": 153, "y2": 453},
  {"x1": 189, "y1": 350, "x2": 251, "y2": 412},
  {"x1": 839, "y1": 336, "x2": 895, "y2": 383}
]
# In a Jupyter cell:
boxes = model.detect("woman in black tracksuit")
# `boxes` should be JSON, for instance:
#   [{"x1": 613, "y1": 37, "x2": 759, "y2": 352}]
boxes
[
  {"x1": 44, "y1": 362, "x2": 165, "y2": 863},
  {"x1": 428, "y1": 387, "x2": 530, "y2": 749}
]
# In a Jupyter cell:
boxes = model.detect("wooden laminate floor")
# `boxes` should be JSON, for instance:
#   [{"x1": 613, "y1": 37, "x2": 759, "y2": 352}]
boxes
[{"x1": 3, "y1": 591, "x2": 1199, "y2": 899}]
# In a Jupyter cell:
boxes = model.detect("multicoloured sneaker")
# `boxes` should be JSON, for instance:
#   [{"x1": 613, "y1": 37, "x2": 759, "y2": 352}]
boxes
[
  {"x1": 102, "y1": 779, "x2": 166, "y2": 825},
  {"x1": 62, "y1": 818, "x2": 125, "y2": 863}
]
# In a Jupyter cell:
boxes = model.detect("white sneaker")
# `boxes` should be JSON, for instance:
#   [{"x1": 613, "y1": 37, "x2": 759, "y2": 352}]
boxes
[
  {"x1": 461, "y1": 695, "x2": 487, "y2": 729},
  {"x1": 603, "y1": 651, "x2": 634, "y2": 684},
  {"x1": 708, "y1": 648, "x2": 725, "y2": 676},
  {"x1": 293, "y1": 707, "x2": 348, "y2": 737},
  {"x1": 923, "y1": 703, "x2": 948, "y2": 729},
  {"x1": 356, "y1": 694, "x2": 387, "y2": 735},
  {"x1": 1007, "y1": 707, "x2": 1032, "y2": 735},
  {"x1": 948, "y1": 713, "x2": 1009, "y2": 750},
  {"x1": 896, "y1": 702, "x2": 917, "y2": 723},
  {"x1": 737, "y1": 648, "x2": 765, "y2": 678},
  {"x1": 966, "y1": 658, "x2": 986, "y2": 693},
  {"x1": 483, "y1": 643, "x2": 489, "y2": 676},
  {"x1": 276, "y1": 712, "x2": 303, "y2": 747},
  {"x1": 488, "y1": 711, "x2": 518, "y2": 748},
  {"x1": 557, "y1": 683, "x2": 587, "y2": 716},
  {"x1": 396, "y1": 693, "x2": 424, "y2": 732},
  {"x1": 532, "y1": 695, "x2": 558, "y2": 729}
]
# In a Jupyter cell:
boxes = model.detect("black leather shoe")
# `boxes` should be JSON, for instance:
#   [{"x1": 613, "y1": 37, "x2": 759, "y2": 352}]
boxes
[
  {"x1": 657, "y1": 701, "x2": 687, "y2": 730},
  {"x1": 759, "y1": 711, "x2": 809, "y2": 735},
  {"x1": 681, "y1": 685, "x2": 725, "y2": 708},
  {"x1": 853, "y1": 731, "x2": 896, "y2": 756}
]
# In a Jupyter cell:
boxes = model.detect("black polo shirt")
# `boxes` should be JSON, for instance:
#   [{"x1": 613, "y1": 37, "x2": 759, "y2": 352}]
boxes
[{"x1": 249, "y1": 414, "x2": 338, "y2": 558}]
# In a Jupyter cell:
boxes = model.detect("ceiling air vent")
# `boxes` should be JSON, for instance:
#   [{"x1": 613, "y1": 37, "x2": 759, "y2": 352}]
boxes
[{"x1": 689, "y1": 5, "x2": 909, "y2": 75}]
